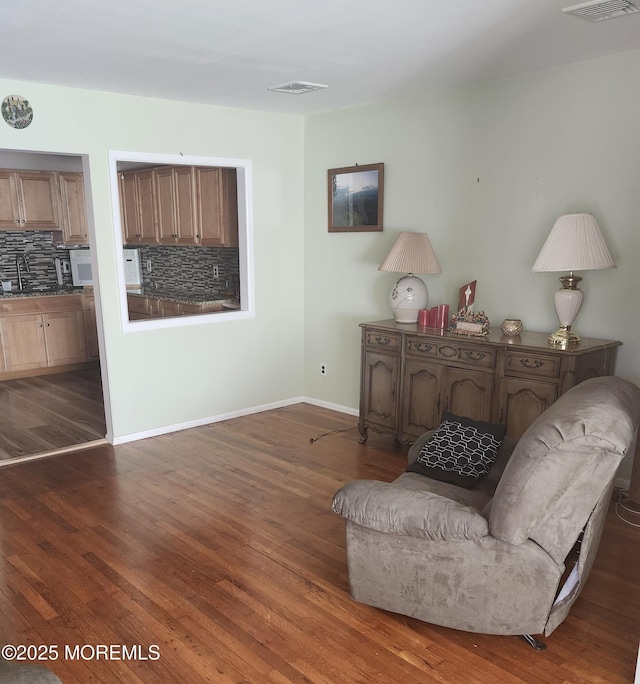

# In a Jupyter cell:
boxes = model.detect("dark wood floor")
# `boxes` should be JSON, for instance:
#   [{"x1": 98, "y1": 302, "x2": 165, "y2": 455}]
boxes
[
  {"x1": 0, "y1": 403, "x2": 638, "y2": 683},
  {"x1": 0, "y1": 367, "x2": 106, "y2": 462}
]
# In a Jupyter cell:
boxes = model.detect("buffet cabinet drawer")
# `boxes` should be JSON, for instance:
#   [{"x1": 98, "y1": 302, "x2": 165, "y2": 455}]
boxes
[
  {"x1": 405, "y1": 336, "x2": 496, "y2": 369},
  {"x1": 364, "y1": 330, "x2": 401, "y2": 351},
  {"x1": 504, "y1": 351, "x2": 561, "y2": 379}
]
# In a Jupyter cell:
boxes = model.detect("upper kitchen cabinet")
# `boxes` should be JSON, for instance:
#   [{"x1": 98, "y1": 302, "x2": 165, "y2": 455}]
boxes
[
  {"x1": 120, "y1": 165, "x2": 238, "y2": 248},
  {"x1": 155, "y1": 166, "x2": 198, "y2": 245},
  {"x1": 196, "y1": 167, "x2": 238, "y2": 247},
  {"x1": 120, "y1": 170, "x2": 158, "y2": 245},
  {"x1": 0, "y1": 170, "x2": 61, "y2": 230},
  {"x1": 58, "y1": 172, "x2": 89, "y2": 245}
]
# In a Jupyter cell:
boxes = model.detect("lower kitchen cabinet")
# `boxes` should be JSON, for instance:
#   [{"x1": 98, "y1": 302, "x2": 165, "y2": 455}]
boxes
[
  {"x1": 359, "y1": 320, "x2": 621, "y2": 443},
  {"x1": 0, "y1": 295, "x2": 94, "y2": 378}
]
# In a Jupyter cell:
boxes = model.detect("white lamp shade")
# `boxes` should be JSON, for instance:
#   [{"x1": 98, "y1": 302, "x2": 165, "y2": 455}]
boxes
[
  {"x1": 532, "y1": 213, "x2": 616, "y2": 272},
  {"x1": 379, "y1": 232, "x2": 442, "y2": 274}
]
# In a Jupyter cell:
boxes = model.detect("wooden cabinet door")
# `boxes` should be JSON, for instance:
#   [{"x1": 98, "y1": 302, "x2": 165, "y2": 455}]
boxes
[
  {"x1": 155, "y1": 166, "x2": 198, "y2": 245},
  {"x1": 120, "y1": 171, "x2": 157, "y2": 244},
  {"x1": 42, "y1": 310, "x2": 87, "y2": 366},
  {"x1": 82, "y1": 294, "x2": 99, "y2": 360},
  {"x1": 401, "y1": 358, "x2": 443, "y2": 440},
  {"x1": 0, "y1": 171, "x2": 21, "y2": 228},
  {"x1": 196, "y1": 167, "x2": 238, "y2": 247},
  {"x1": 158, "y1": 299, "x2": 182, "y2": 318},
  {"x1": 0, "y1": 314, "x2": 48, "y2": 372},
  {"x1": 59, "y1": 172, "x2": 88, "y2": 244},
  {"x1": 361, "y1": 351, "x2": 400, "y2": 431},
  {"x1": 155, "y1": 166, "x2": 178, "y2": 243},
  {"x1": 497, "y1": 377, "x2": 558, "y2": 439},
  {"x1": 15, "y1": 172, "x2": 60, "y2": 230},
  {"x1": 441, "y1": 366, "x2": 494, "y2": 422}
]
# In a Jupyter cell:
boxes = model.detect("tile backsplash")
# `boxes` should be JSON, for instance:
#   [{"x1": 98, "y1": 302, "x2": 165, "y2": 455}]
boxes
[
  {"x1": 0, "y1": 231, "x2": 239, "y2": 296},
  {"x1": 0, "y1": 231, "x2": 73, "y2": 291}
]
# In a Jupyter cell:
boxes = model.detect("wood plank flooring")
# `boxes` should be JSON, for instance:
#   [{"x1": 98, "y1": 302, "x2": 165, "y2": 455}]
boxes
[
  {"x1": 0, "y1": 367, "x2": 106, "y2": 462},
  {"x1": 0, "y1": 403, "x2": 638, "y2": 683}
]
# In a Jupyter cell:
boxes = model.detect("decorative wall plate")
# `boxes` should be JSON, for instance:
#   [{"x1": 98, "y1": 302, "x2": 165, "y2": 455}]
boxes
[{"x1": 2, "y1": 94, "x2": 33, "y2": 129}]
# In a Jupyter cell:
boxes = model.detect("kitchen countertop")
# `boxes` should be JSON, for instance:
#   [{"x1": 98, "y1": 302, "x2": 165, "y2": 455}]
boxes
[
  {"x1": 0, "y1": 287, "x2": 86, "y2": 298},
  {"x1": 126, "y1": 287, "x2": 239, "y2": 307}
]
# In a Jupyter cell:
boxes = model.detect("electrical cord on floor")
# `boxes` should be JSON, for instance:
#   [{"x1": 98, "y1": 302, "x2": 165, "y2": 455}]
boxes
[
  {"x1": 309, "y1": 426, "x2": 357, "y2": 443},
  {"x1": 612, "y1": 488, "x2": 640, "y2": 528}
]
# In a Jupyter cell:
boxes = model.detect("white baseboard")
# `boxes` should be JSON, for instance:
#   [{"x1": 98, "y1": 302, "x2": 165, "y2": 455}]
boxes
[
  {"x1": 302, "y1": 396, "x2": 359, "y2": 417},
  {"x1": 615, "y1": 475, "x2": 631, "y2": 491},
  {"x1": 111, "y1": 396, "x2": 359, "y2": 446},
  {"x1": 111, "y1": 397, "x2": 306, "y2": 445}
]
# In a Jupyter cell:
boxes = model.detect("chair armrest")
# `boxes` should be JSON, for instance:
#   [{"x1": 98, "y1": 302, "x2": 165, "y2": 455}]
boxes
[{"x1": 332, "y1": 480, "x2": 489, "y2": 541}]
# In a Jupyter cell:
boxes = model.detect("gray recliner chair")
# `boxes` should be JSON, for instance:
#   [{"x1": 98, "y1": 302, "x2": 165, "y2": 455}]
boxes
[{"x1": 333, "y1": 376, "x2": 640, "y2": 643}]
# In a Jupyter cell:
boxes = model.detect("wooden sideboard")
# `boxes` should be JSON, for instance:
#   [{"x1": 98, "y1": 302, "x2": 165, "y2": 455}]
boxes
[{"x1": 358, "y1": 320, "x2": 621, "y2": 444}]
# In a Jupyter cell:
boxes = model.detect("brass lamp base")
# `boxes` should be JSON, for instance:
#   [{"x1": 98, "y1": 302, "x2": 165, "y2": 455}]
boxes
[{"x1": 548, "y1": 325, "x2": 580, "y2": 349}]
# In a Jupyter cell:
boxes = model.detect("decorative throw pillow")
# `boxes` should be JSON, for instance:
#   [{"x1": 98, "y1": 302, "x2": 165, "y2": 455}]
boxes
[{"x1": 406, "y1": 412, "x2": 507, "y2": 489}]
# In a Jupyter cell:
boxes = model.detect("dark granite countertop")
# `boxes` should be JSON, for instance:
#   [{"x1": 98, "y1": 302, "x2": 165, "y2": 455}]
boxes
[
  {"x1": 0, "y1": 287, "x2": 86, "y2": 298},
  {"x1": 126, "y1": 287, "x2": 238, "y2": 307}
]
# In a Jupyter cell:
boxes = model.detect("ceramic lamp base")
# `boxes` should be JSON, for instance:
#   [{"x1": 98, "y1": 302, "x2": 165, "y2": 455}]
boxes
[{"x1": 390, "y1": 274, "x2": 428, "y2": 323}]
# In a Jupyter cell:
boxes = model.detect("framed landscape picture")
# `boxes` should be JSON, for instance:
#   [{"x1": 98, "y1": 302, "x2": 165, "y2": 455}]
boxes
[{"x1": 328, "y1": 162, "x2": 384, "y2": 232}]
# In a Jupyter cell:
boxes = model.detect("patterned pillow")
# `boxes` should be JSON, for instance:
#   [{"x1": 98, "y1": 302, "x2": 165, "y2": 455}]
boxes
[{"x1": 406, "y1": 412, "x2": 507, "y2": 489}]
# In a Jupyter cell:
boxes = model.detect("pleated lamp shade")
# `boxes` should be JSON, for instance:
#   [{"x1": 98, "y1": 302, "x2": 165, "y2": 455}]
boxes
[
  {"x1": 532, "y1": 213, "x2": 615, "y2": 347},
  {"x1": 379, "y1": 232, "x2": 442, "y2": 323},
  {"x1": 379, "y1": 232, "x2": 442, "y2": 275},
  {"x1": 532, "y1": 213, "x2": 615, "y2": 273}
]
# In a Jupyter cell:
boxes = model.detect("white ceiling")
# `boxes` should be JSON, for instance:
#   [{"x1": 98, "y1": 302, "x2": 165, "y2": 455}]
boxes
[{"x1": 2, "y1": 0, "x2": 640, "y2": 116}]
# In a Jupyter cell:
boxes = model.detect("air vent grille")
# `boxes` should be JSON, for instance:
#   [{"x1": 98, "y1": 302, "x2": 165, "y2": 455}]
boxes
[
  {"x1": 562, "y1": 0, "x2": 640, "y2": 21},
  {"x1": 267, "y1": 81, "x2": 328, "y2": 95}
]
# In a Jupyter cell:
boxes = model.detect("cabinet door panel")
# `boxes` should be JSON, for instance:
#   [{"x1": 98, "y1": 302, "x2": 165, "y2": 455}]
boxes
[
  {"x1": 362, "y1": 351, "x2": 399, "y2": 430},
  {"x1": 0, "y1": 172, "x2": 20, "y2": 228},
  {"x1": 59, "y1": 173, "x2": 88, "y2": 244},
  {"x1": 43, "y1": 311, "x2": 87, "y2": 366},
  {"x1": 0, "y1": 314, "x2": 47, "y2": 371},
  {"x1": 17, "y1": 172, "x2": 60, "y2": 229},
  {"x1": 401, "y1": 359, "x2": 442, "y2": 439},
  {"x1": 154, "y1": 167, "x2": 177, "y2": 242},
  {"x1": 499, "y1": 377, "x2": 558, "y2": 439},
  {"x1": 443, "y1": 367, "x2": 493, "y2": 422}
]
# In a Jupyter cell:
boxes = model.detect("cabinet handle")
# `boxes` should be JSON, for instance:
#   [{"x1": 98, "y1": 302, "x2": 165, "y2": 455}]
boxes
[
  {"x1": 46, "y1": 323, "x2": 50, "y2": 327},
  {"x1": 38, "y1": 323, "x2": 43, "y2": 327},
  {"x1": 520, "y1": 358, "x2": 544, "y2": 369},
  {"x1": 374, "y1": 336, "x2": 392, "y2": 345},
  {"x1": 196, "y1": 234, "x2": 201, "y2": 239}
]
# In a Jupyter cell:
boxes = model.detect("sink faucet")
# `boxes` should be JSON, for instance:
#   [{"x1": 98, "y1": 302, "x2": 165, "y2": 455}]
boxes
[{"x1": 16, "y1": 254, "x2": 30, "y2": 291}]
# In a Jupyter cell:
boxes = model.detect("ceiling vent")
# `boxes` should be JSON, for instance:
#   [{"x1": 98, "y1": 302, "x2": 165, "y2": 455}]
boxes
[
  {"x1": 562, "y1": 0, "x2": 640, "y2": 21},
  {"x1": 267, "y1": 81, "x2": 328, "y2": 95}
]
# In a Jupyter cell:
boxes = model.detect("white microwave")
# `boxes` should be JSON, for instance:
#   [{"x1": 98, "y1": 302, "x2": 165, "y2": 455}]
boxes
[{"x1": 69, "y1": 248, "x2": 142, "y2": 287}]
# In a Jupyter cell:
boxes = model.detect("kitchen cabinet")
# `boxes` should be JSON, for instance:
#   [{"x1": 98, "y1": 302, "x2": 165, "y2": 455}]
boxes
[
  {"x1": 0, "y1": 296, "x2": 88, "y2": 375},
  {"x1": 59, "y1": 172, "x2": 89, "y2": 244},
  {"x1": 359, "y1": 320, "x2": 621, "y2": 444},
  {"x1": 155, "y1": 166, "x2": 198, "y2": 245},
  {"x1": 195, "y1": 167, "x2": 239, "y2": 247},
  {"x1": 120, "y1": 165, "x2": 238, "y2": 248},
  {"x1": 120, "y1": 170, "x2": 157, "y2": 244},
  {"x1": 0, "y1": 170, "x2": 61, "y2": 230}
]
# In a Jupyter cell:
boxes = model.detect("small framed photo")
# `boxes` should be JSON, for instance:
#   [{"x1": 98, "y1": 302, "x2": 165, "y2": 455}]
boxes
[{"x1": 328, "y1": 162, "x2": 384, "y2": 232}]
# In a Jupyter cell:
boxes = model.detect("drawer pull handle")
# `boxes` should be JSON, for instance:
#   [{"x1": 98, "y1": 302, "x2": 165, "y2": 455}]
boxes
[
  {"x1": 520, "y1": 358, "x2": 544, "y2": 369},
  {"x1": 464, "y1": 351, "x2": 487, "y2": 361},
  {"x1": 374, "y1": 336, "x2": 392, "y2": 345},
  {"x1": 413, "y1": 342, "x2": 435, "y2": 353}
]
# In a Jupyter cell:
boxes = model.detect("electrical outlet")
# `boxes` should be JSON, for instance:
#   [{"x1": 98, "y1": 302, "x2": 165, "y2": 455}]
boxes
[
  {"x1": 146, "y1": 259, "x2": 152, "y2": 272},
  {"x1": 320, "y1": 363, "x2": 327, "y2": 376},
  {"x1": 213, "y1": 265, "x2": 219, "y2": 279}
]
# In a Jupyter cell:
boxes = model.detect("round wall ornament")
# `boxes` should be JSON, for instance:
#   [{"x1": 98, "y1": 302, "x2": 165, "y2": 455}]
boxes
[{"x1": 2, "y1": 94, "x2": 33, "y2": 129}]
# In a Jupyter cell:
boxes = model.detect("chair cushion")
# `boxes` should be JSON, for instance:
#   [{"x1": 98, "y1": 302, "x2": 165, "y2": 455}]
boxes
[{"x1": 406, "y1": 412, "x2": 507, "y2": 489}]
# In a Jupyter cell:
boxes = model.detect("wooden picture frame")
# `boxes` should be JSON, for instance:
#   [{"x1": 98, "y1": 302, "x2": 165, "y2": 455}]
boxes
[{"x1": 328, "y1": 162, "x2": 384, "y2": 232}]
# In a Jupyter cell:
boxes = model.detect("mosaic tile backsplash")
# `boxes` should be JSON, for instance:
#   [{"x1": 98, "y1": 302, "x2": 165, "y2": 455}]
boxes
[
  {"x1": 0, "y1": 230, "x2": 240, "y2": 297},
  {"x1": 0, "y1": 231, "x2": 74, "y2": 292}
]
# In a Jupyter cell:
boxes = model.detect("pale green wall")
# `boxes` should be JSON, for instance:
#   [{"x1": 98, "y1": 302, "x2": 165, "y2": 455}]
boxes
[
  {"x1": 303, "y1": 50, "x2": 640, "y2": 477},
  {"x1": 0, "y1": 78, "x2": 305, "y2": 438}
]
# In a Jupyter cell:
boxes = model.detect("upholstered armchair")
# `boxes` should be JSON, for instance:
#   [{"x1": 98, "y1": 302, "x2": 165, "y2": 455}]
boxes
[{"x1": 333, "y1": 376, "x2": 640, "y2": 643}]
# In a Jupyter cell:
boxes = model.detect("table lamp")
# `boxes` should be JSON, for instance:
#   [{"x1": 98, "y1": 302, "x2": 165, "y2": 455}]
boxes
[
  {"x1": 532, "y1": 213, "x2": 615, "y2": 347},
  {"x1": 379, "y1": 232, "x2": 442, "y2": 323}
]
